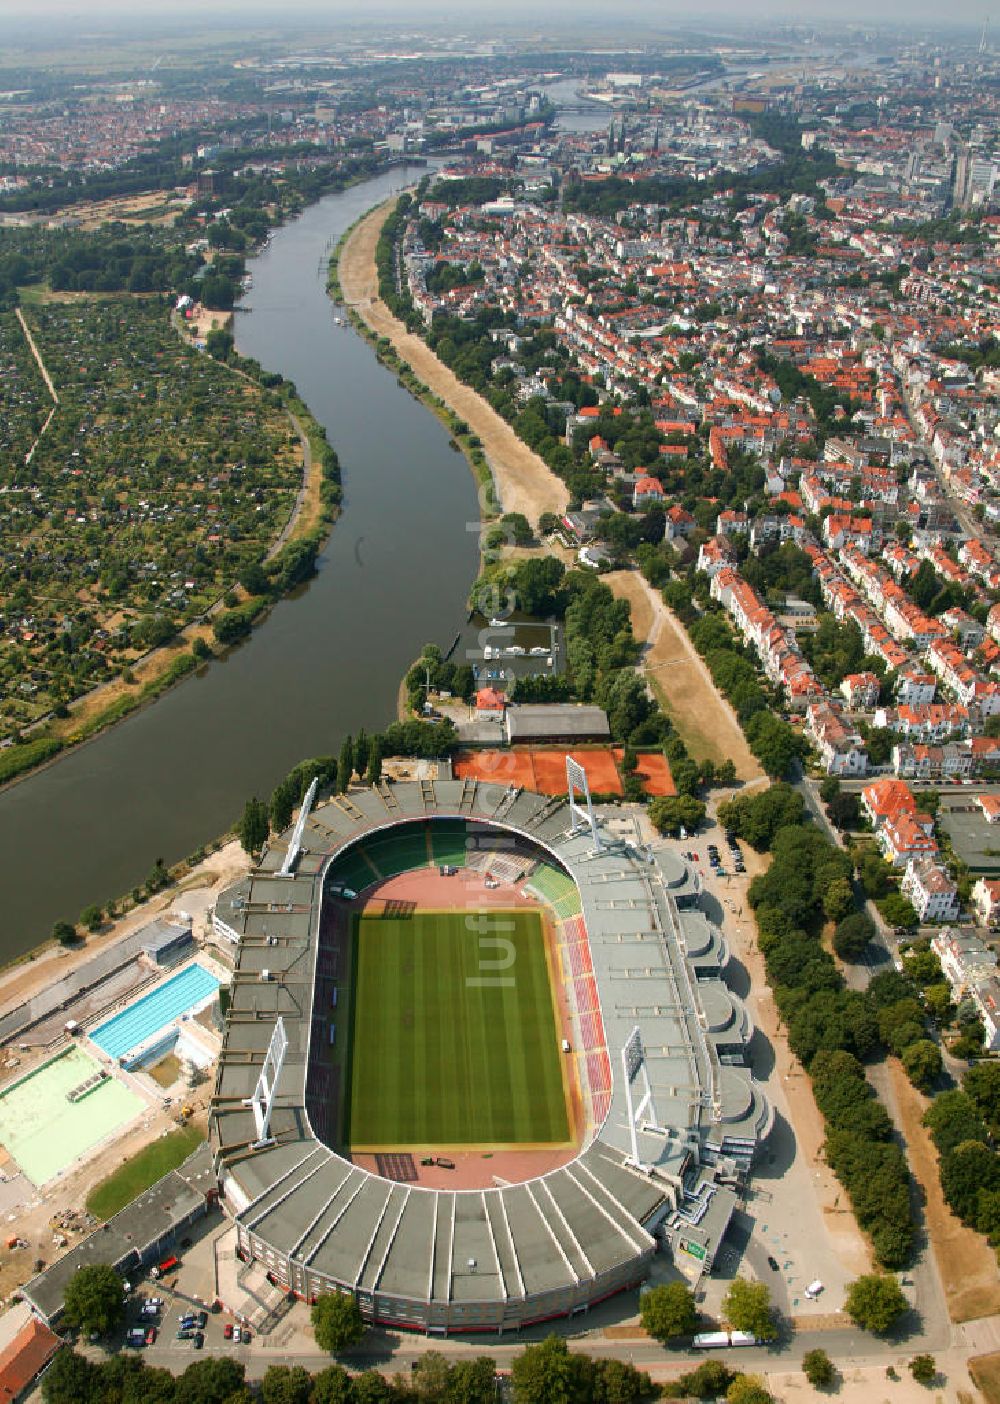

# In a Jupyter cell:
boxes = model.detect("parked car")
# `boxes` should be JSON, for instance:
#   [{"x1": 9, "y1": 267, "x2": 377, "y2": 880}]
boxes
[
  {"x1": 242, "y1": 1329, "x2": 252, "y2": 1345},
  {"x1": 193, "y1": 1332, "x2": 204, "y2": 1349},
  {"x1": 126, "y1": 1328, "x2": 146, "y2": 1348},
  {"x1": 232, "y1": 1326, "x2": 242, "y2": 1344},
  {"x1": 224, "y1": 1323, "x2": 234, "y2": 1340},
  {"x1": 176, "y1": 1328, "x2": 196, "y2": 1340},
  {"x1": 196, "y1": 1311, "x2": 208, "y2": 1329},
  {"x1": 145, "y1": 1327, "x2": 158, "y2": 1345}
]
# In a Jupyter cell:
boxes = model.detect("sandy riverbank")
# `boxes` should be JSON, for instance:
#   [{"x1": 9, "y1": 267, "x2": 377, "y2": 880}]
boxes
[{"x1": 337, "y1": 200, "x2": 569, "y2": 527}]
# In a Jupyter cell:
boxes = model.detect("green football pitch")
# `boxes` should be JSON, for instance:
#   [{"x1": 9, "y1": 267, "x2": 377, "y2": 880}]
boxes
[{"x1": 345, "y1": 909, "x2": 570, "y2": 1148}]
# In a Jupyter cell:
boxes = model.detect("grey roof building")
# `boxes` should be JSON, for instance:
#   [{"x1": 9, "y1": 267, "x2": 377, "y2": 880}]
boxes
[
  {"x1": 503, "y1": 704, "x2": 611, "y2": 745},
  {"x1": 209, "y1": 779, "x2": 770, "y2": 1334}
]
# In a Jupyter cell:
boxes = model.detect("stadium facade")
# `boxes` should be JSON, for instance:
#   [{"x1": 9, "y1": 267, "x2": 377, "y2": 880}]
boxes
[{"x1": 209, "y1": 777, "x2": 772, "y2": 1334}]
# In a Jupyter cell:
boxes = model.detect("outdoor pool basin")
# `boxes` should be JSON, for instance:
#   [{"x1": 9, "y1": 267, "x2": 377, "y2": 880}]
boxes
[{"x1": 90, "y1": 962, "x2": 220, "y2": 1062}]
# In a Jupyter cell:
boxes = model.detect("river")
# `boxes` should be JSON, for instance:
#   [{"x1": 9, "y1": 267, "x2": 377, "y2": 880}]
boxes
[{"x1": 0, "y1": 165, "x2": 480, "y2": 961}]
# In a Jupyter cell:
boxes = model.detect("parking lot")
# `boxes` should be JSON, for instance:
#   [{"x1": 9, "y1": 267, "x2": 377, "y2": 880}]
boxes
[{"x1": 654, "y1": 805, "x2": 872, "y2": 1320}]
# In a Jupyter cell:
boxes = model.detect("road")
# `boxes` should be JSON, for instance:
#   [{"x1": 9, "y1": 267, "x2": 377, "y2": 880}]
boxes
[{"x1": 134, "y1": 1314, "x2": 950, "y2": 1381}]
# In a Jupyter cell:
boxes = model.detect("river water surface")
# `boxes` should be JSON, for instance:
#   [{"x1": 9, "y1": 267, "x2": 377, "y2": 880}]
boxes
[{"x1": 0, "y1": 165, "x2": 480, "y2": 960}]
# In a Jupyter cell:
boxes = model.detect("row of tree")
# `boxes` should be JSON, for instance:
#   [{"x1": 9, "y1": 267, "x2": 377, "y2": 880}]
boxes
[
  {"x1": 719, "y1": 789, "x2": 915, "y2": 1268},
  {"x1": 923, "y1": 1061, "x2": 1000, "y2": 1246},
  {"x1": 236, "y1": 720, "x2": 462, "y2": 857}
]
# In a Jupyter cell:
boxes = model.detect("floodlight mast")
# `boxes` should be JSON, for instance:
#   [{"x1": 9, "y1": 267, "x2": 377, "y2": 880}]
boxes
[
  {"x1": 566, "y1": 756, "x2": 602, "y2": 852},
  {"x1": 279, "y1": 776, "x2": 318, "y2": 876},
  {"x1": 244, "y1": 1017, "x2": 288, "y2": 1146},
  {"x1": 622, "y1": 1025, "x2": 662, "y2": 1171}
]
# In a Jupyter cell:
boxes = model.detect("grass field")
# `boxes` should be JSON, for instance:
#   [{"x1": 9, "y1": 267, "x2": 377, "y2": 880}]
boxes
[
  {"x1": 346, "y1": 909, "x2": 569, "y2": 1148},
  {"x1": 85, "y1": 1126, "x2": 205, "y2": 1221}
]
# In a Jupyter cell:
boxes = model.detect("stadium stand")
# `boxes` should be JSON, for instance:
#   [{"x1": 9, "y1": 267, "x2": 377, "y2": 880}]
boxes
[
  {"x1": 525, "y1": 863, "x2": 578, "y2": 910},
  {"x1": 429, "y1": 821, "x2": 469, "y2": 869}
]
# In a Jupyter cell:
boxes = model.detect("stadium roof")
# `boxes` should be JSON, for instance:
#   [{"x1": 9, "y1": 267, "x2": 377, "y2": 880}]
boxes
[{"x1": 210, "y1": 778, "x2": 769, "y2": 1322}]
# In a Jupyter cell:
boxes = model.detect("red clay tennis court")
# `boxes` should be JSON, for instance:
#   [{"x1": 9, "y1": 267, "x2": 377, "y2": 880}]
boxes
[{"x1": 452, "y1": 748, "x2": 674, "y2": 798}]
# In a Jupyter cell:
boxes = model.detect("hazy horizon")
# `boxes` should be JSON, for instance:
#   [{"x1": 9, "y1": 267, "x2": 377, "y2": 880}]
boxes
[{"x1": 0, "y1": 0, "x2": 992, "y2": 27}]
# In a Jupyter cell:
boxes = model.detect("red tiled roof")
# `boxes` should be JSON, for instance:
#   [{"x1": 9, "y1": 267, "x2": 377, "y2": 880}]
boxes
[{"x1": 0, "y1": 1318, "x2": 61, "y2": 1401}]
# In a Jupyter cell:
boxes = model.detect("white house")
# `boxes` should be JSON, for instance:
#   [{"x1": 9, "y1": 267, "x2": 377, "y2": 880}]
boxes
[{"x1": 900, "y1": 857, "x2": 959, "y2": 922}]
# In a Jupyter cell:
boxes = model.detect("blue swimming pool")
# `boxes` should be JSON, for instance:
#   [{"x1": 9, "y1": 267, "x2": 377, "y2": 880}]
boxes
[{"x1": 91, "y1": 962, "x2": 220, "y2": 1061}]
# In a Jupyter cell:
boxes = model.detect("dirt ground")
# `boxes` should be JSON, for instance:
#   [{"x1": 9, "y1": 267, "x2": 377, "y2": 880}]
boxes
[
  {"x1": 888, "y1": 1059, "x2": 1000, "y2": 1324},
  {"x1": 767, "y1": 1361, "x2": 977, "y2": 1404},
  {"x1": 603, "y1": 569, "x2": 764, "y2": 782},
  {"x1": 338, "y1": 201, "x2": 569, "y2": 526},
  {"x1": 179, "y1": 304, "x2": 234, "y2": 344},
  {"x1": 971, "y1": 1351, "x2": 1000, "y2": 1404}
]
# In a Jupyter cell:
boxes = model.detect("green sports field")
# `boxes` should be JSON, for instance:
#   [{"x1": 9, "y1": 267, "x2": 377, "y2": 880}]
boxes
[{"x1": 346, "y1": 909, "x2": 570, "y2": 1148}]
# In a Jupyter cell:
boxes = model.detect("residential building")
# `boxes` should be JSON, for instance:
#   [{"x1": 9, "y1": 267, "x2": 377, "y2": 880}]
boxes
[{"x1": 901, "y1": 856, "x2": 959, "y2": 921}]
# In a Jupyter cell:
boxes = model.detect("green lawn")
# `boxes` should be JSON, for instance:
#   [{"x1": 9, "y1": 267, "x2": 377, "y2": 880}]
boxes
[
  {"x1": 85, "y1": 1125, "x2": 205, "y2": 1221},
  {"x1": 346, "y1": 909, "x2": 569, "y2": 1148}
]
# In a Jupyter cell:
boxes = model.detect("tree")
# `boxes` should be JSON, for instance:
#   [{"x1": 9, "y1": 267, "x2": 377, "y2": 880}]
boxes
[
  {"x1": 675, "y1": 1360, "x2": 735, "y2": 1400},
  {"x1": 819, "y1": 776, "x2": 841, "y2": 804},
  {"x1": 178, "y1": 1357, "x2": 247, "y2": 1404},
  {"x1": 828, "y1": 792, "x2": 860, "y2": 830},
  {"x1": 351, "y1": 1372, "x2": 393, "y2": 1404},
  {"x1": 410, "y1": 1352, "x2": 450, "y2": 1400},
  {"x1": 52, "y1": 919, "x2": 77, "y2": 946},
  {"x1": 648, "y1": 795, "x2": 706, "y2": 836},
  {"x1": 877, "y1": 892, "x2": 919, "y2": 930},
  {"x1": 802, "y1": 1349, "x2": 835, "y2": 1388},
  {"x1": 42, "y1": 1349, "x2": 98, "y2": 1404},
  {"x1": 722, "y1": 1279, "x2": 778, "y2": 1342},
  {"x1": 639, "y1": 1281, "x2": 698, "y2": 1341},
  {"x1": 923, "y1": 1090, "x2": 989, "y2": 1155},
  {"x1": 909, "y1": 1355, "x2": 937, "y2": 1384},
  {"x1": 844, "y1": 1273, "x2": 908, "y2": 1332},
  {"x1": 940, "y1": 1139, "x2": 1000, "y2": 1224},
  {"x1": 62, "y1": 1264, "x2": 125, "y2": 1336},
  {"x1": 269, "y1": 776, "x2": 299, "y2": 834},
  {"x1": 901, "y1": 1039, "x2": 942, "y2": 1092},
  {"x1": 823, "y1": 877, "x2": 855, "y2": 923},
  {"x1": 726, "y1": 1374, "x2": 772, "y2": 1404},
  {"x1": 337, "y1": 736, "x2": 354, "y2": 793},
  {"x1": 833, "y1": 911, "x2": 875, "y2": 960},
  {"x1": 80, "y1": 903, "x2": 103, "y2": 932},
  {"x1": 963, "y1": 1061, "x2": 1000, "y2": 1133},
  {"x1": 717, "y1": 758, "x2": 737, "y2": 785},
  {"x1": 309, "y1": 1364, "x2": 353, "y2": 1404},
  {"x1": 354, "y1": 729, "x2": 370, "y2": 779},
  {"x1": 236, "y1": 796, "x2": 269, "y2": 857},
  {"x1": 310, "y1": 1292, "x2": 364, "y2": 1354},
  {"x1": 365, "y1": 735, "x2": 383, "y2": 785},
  {"x1": 511, "y1": 1335, "x2": 593, "y2": 1404},
  {"x1": 260, "y1": 1364, "x2": 312, "y2": 1404},
  {"x1": 593, "y1": 1358, "x2": 655, "y2": 1403},
  {"x1": 445, "y1": 1357, "x2": 500, "y2": 1404}
]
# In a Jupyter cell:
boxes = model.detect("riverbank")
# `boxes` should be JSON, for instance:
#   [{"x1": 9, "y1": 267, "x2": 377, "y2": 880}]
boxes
[{"x1": 337, "y1": 200, "x2": 569, "y2": 527}]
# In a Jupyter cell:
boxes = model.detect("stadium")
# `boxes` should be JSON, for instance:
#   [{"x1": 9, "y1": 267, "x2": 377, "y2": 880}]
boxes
[{"x1": 209, "y1": 767, "x2": 772, "y2": 1334}]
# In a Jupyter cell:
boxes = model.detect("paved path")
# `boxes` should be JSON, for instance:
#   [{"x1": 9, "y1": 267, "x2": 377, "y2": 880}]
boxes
[{"x1": 15, "y1": 307, "x2": 59, "y2": 466}]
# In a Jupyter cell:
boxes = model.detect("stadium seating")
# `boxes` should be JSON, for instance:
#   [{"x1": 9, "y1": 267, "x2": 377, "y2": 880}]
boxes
[
  {"x1": 327, "y1": 849, "x2": 379, "y2": 895},
  {"x1": 364, "y1": 829, "x2": 432, "y2": 879},
  {"x1": 429, "y1": 821, "x2": 469, "y2": 869},
  {"x1": 526, "y1": 863, "x2": 581, "y2": 918}
]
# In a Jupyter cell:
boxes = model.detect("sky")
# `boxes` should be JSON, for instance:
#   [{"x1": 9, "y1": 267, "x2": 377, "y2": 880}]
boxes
[{"x1": 0, "y1": 0, "x2": 992, "y2": 23}]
